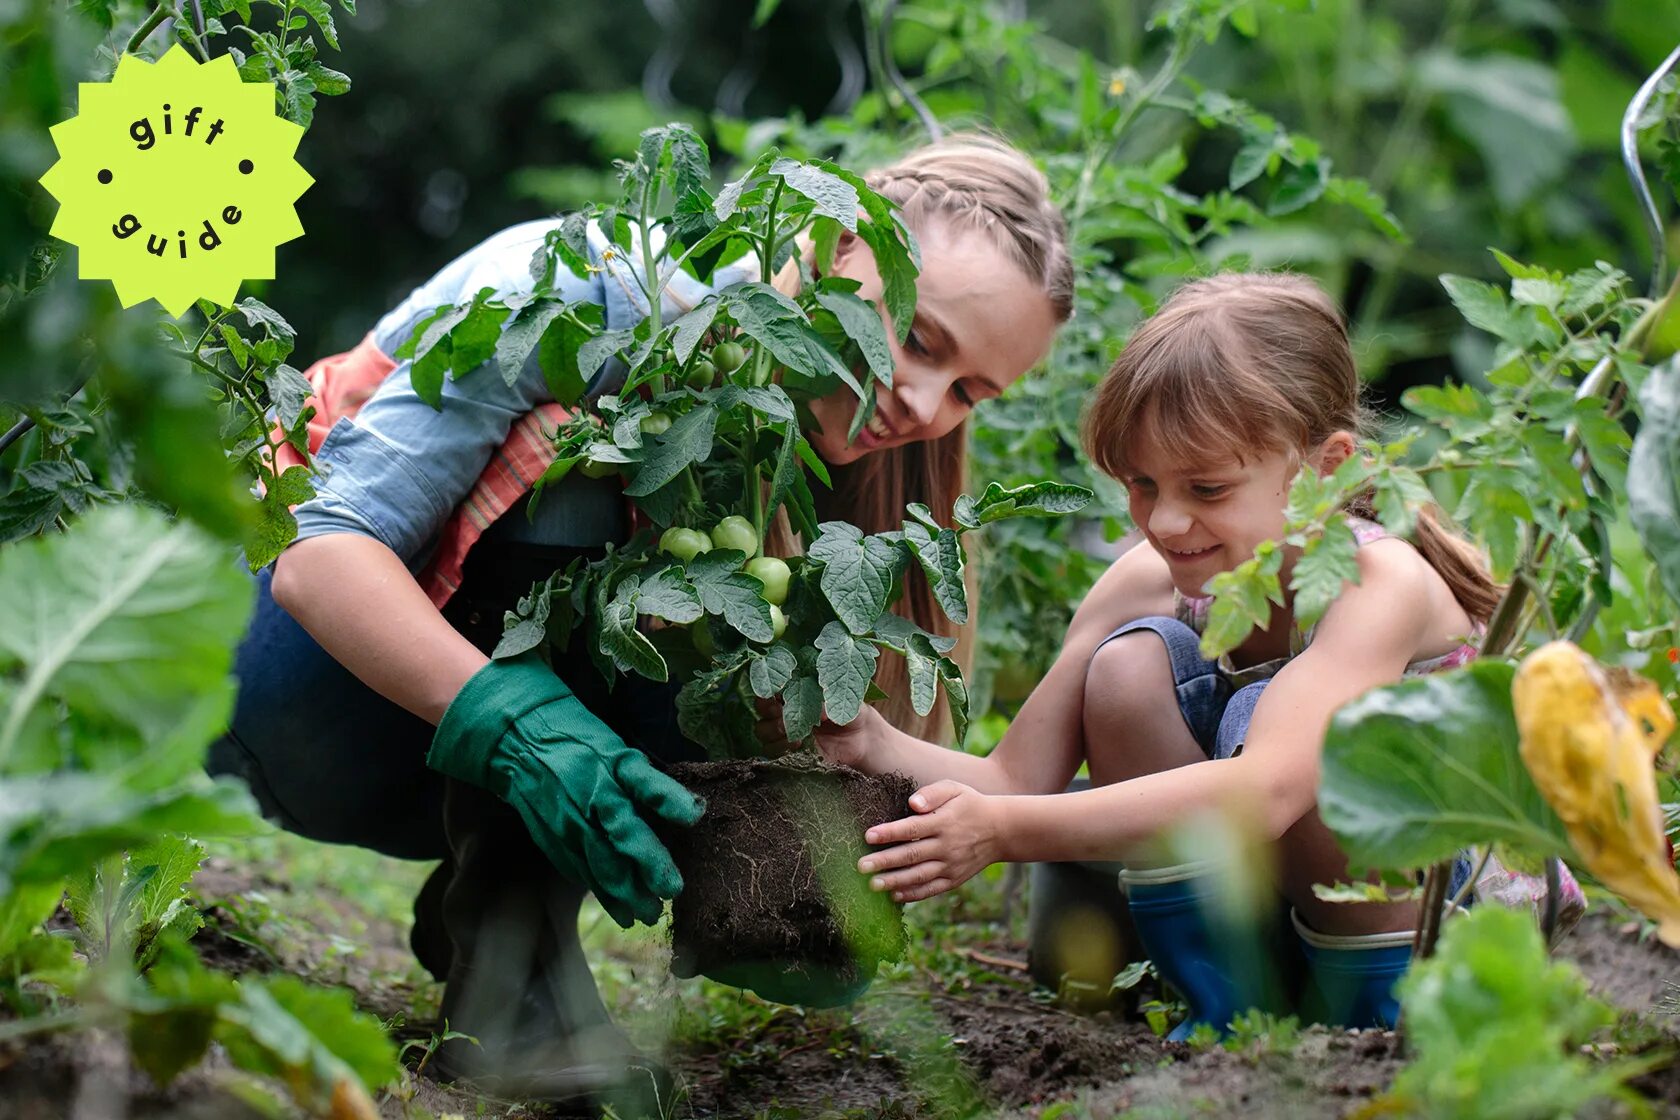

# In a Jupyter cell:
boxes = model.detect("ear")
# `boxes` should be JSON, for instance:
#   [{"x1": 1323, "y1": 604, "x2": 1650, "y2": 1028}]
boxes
[{"x1": 1313, "y1": 430, "x2": 1357, "y2": 476}]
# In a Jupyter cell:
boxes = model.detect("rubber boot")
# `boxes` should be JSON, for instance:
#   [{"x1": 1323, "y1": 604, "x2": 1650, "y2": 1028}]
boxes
[
  {"x1": 1291, "y1": 909, "x2": 1413, "y2": 1029},
  {"x1": 1026, "y1": 859, "x2": 1140, "y2": 1007},
  {"x1": 1119, "y1": 861, "x2": 1286, "y2": 1041},
  {"x1": 427, "y1": 780, "x2": 670, "y2": 1113}
]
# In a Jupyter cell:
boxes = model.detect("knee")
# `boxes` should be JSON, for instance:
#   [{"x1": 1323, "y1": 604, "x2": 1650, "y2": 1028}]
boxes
[{"x1": 1083, "y1": 630, "x2": 1174, "y2": 729}]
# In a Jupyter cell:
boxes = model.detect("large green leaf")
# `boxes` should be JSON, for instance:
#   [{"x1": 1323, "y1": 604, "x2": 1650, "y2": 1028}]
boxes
[
  {"x1": 1629, "y1": 356, "x2": 1680, "y2": 608},
  {"x1": 951, "y1": 481, "x2": 1093, "y2": 530},
  {"x1": 1318, "y1": 661, "x2": 1573, "y2": 874},
  {"x1": 815, "y1": 622, "x2": 880, "y2": 725},
  {"x1": 808, "y1": 522, "x2": 900, "y2": 635},
  {"x1": 0, "y1": 505, "x2": 252, "y2": 769},
  {"x1": 625, "y1": 403, "x2": 716, "y2": 497}
]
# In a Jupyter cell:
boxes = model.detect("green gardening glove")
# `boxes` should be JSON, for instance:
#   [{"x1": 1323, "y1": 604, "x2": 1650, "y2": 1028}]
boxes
[{"x1": 427, "y1": 655, "x2": 703, "y2": 927}]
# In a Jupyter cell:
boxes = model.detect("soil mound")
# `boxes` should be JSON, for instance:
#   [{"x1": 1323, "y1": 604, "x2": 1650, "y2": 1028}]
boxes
[{"x1": 661, "y1": 754, "x2": 915, "y2": 1006}]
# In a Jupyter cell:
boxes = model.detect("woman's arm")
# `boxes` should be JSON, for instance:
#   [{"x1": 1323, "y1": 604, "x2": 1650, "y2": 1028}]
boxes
[
  {"x1": 859, "y1": 541, "x2": 1435, "y2": 899},
  {"x1": 826, "y1": 541, "x2": 1173, "y2": 793},
  {"x1": 271, "y1": 533, "x2": 486, "y2": 725}
]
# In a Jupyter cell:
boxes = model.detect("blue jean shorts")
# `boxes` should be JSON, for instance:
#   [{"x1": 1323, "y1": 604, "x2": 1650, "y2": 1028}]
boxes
[
  {"x1": 1097, "y1": 615, "x2": 1266, "y2": 761},
  {"x1": 1093, "y1": 615, "x2": 1474, "y2": 898}
]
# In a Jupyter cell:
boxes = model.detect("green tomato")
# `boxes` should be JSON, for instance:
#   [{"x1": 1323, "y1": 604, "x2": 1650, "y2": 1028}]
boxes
[
  {"x1": 691, "y1": 617, "x2": 716, "y2": 658},
  {"x1": 640, "y1": 411, "x2": 673, "y2": 436},
  {"x1": 711, "y1": 515, "x2": 758, "y2": 560},
  {"x1": 769, "y1": 603, "x2": 787, "y2": 641},
  {"x1": 578, "y1": 456, "x2": 619, "y2": 479},
  {"x1": 659, "y1": 527, "x2": 712, "y2": 562},
  {"x1": 744, "y1": 556, "x2": 791, "y2": 605},
  {"x1": 712, "y1": 341, "x2": 748, "y2": 373},
  {"x1": 684, "y1": 359, "x2": 717, "y2": 390}
]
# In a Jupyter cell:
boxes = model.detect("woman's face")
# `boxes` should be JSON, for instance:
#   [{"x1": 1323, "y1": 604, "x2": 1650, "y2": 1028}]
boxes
[{"x1": 804, "y1": 224, "x2": 1060, "y2": 466}]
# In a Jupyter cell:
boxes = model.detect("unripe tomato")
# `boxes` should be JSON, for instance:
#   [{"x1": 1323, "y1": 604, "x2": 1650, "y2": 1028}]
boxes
[
  {"x1": 640, "y1": 411, "x2": 673, "y2": 436},
  {"x1": 769, "y1": 604, "x2": 787, "y2": 641},
  {"x1": 685, "y1": 359, "x2": 717, "y2": 390},
  {"x1": 691, "y1": 617, "x2": 716, "y2": 658},
  {"x1": 659, "y1": 527, "x2": 711, "y2": 562},
  {"x1": 578, "y1": 456, "x2": 619, "y2": 479},
  {"x1": 712, "y1": 341, "x2": 748, "y2": 373},
  {"x1": 710, "y1": 515, "x2": 758, "y2": 560},
  {"x1": 744, "y1": 556, "x2": 791, "y2": 605}
]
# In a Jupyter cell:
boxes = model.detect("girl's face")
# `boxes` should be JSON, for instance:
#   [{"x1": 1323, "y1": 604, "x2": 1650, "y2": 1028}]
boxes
[
  {"x1": 1122, "y1": 432, "x2": 1355, "y2": 600},
  {"x1": 804, "y1": 224, "x2": 1060, "y2": 466}
]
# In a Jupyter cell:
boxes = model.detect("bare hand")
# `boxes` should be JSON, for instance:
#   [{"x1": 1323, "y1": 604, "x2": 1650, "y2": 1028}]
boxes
[
  {"x1": 754, "y1": 698, "x2": 887, "y2": 771},
  {"x1": 857, "y1": 780, "x2": 1001, "y2": 902}
]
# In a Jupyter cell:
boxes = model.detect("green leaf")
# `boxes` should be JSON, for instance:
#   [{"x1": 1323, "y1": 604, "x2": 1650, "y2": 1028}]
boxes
[
  {"x1": 1370, "y1": 467, "x2": 1435, "y2": 539},
  {"x1": 538, "y1": 304, "x2": 603, "y2": 405},
  {"x1": 814, "y1": 288, "x2": 893, "y2": 386},
  {"x1": 903, "y1": 523, "x2": 966, "y2": 625},
  {"x1": 1289, "y1": 519, "x2": 1360, "y2": 632},
  {"x1": 0, "y1": 505, "x2": 252, "y2": 768},
  {"x1": 936, "y1": 654, "x2": 969, "y2": 746},
  {"x1": 751, "y1": 0, "x2": 780, "y2": 27},
  {"x1": 855, "y1": 217, "x2": 919, "y2": 344},
  {"x1": 782, "y1": 672, "x2": 824, "y2": 742},
  {"x1": 808, "y1": 522, "x2": 900, "y2": 634},
  {"x1": 219, "y1": 975, "x2": 400, "y2": 1107},
  {"x1": 816, "y1": 622, "x2": 880, "y2": 725},
  {"x1": 249, "y1": 464, "x2": 315, "y2": 571},
  {"x1": 685, "y1": 551, "x2": 774, "y2": 642},
  {"x1": 267, "y1": 363, "x2": 314, "y2": 431},
  {"x1": 635, "y1": 566, "x2": 703, "y2": 625},
  {"x1": 671, "y1": 298, "x2": 722, "y2": 364},
  {"x1": 625, "y1": 404, "x2": 716, "y2": 497},
  {"x1": 724, "y1": 283, "x2": 861, "y2": 395},
  {"x1": 769, "y1": 158, "x2": 859, "y2": 232},
  {"x1": 1325, "y1": 177, "x2": 1407, "y2": 241},
  {"x1": 749, "y1": 644, "x2": 797, "y2": 699},
  {"x1": 292, "y1": 0, "x2": 338, "y2": 48},
  {"x1": 496, "y1": 298, "x2": 567, "y2": 387},
  {"x1": 1198, "y1": 543, "x2": 1284, "y2": 660},
  {"x1": 1630, "y1": 356, "x2": 1680, "y2": 607},
  {"x1": 1267, "y1": 157, "x2": 1329, "y2": 215},
  {"x1": 1318, "y1": 661, "x2": 1573, "y2": 875},
  {"x1": 953, "y1": 481, "x2": 1093, "y2": 529},
  {"x1": 598, "y1": 578, "x2": 668, "y2": 681},
  {"x1": 904, "y1": 634, "x2": 940, "y2": 718}
]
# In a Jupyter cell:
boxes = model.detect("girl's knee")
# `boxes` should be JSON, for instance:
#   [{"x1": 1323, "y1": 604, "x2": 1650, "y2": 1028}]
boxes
[{"x1": 1084, "y1": 629, "x2": 1175, "y2": 719}]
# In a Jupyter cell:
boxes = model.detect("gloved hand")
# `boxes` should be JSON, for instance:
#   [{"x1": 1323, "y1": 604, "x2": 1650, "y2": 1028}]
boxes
[{"x1": 428, "y1": 655, "x2": 704, "y2": 927}]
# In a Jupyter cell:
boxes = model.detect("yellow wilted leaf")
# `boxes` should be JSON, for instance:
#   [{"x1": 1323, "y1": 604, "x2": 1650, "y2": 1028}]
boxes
[
  {"x1": 1513, "y1": 641, "x2": 1680, "y2": 945},
  {"x1": 327, "y1": 1076, "x2": 379, "y2": 1120}
]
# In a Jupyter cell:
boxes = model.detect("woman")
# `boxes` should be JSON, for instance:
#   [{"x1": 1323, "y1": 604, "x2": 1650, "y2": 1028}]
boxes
[{"x1": 207, "y1": 133, "x2": 1074, "y2": 1104}]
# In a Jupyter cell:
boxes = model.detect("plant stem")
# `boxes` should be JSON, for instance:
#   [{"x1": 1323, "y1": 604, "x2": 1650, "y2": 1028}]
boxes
[
  {"x1": 126, "y1": 3, "x2": 173, "y2": 54},
  {"x1": 1412, "y1": 858, "x2": 1452, "y2": 959}
]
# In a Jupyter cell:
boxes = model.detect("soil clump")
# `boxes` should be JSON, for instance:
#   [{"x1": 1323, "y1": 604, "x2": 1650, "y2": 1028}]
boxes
[{"x1": 661, "y1": 754, "x2": 915, "y2": 1006}]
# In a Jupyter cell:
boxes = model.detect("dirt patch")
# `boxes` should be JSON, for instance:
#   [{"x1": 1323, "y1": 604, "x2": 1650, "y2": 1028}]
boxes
[
  {"x1": 0, "y1": 1028, "x2": 271, "y2": 1120},
  {"x1": 936, "y1": 992, "x2": 1163, "y2": 1106},
  {"x1": 662, "y1": 754, "x2": 916, "y2": 1008},
  {"x1": 1556, "y1": 908, "x2": 1680, "y2": 1022}
]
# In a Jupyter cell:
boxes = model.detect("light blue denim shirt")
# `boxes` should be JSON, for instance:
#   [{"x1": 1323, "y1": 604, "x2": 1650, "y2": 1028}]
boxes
[{"x1": 291, "y1": 219, "x2": 755, "y2": 566}]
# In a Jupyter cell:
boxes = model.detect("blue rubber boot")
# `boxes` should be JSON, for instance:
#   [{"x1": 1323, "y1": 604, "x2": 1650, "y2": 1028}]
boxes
[
  {"x1": 1119, "y1": 862, "x2": 1285, "y2": 1041},
  {"x1": 1291, "y1": 909, "x2": 1413, "y2": 1029}
]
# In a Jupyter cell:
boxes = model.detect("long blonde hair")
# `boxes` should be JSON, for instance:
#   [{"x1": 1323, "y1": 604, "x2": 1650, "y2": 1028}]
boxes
[
  {"x1": 1081, "y1": 272, "x2": 1503, "y2": 624},
  {"x1": 780, "y1": 133, "x2": 1075, "y2": 742}
]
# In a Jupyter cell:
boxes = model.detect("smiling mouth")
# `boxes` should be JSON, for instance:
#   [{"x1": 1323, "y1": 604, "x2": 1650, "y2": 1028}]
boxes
[
  {"x1": 864, "y1": 412, "x2": 899, "y2": 441},
  {"x1": 1164, "y1": 545, "x2": 1218, "y2": 560}
]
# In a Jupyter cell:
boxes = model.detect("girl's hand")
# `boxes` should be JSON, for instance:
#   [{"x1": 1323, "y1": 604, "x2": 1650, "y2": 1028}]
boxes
[
  {"x1": 753, "y1": 698, "x2": 889, "y2": 771},
  {"x1": 858, "y1": 781, "x2": 1002, "y2": 902}
]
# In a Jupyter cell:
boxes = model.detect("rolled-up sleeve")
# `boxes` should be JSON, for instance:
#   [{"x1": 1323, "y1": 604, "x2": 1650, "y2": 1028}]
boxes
[{"x1": 290, "y1": 221, "x2": 610, "y2": 562}]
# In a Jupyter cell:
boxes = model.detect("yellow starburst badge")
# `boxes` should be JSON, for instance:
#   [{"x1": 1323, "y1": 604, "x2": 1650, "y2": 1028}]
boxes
[{"x1": 38, "y1": 45, "x2": 313, "y2": 317}]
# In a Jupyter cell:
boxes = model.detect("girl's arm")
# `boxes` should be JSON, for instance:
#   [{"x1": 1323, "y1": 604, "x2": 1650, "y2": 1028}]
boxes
[
  {"x1": 859, "y1": 541, "x2": 1435, "y2": 900},
  {"x1": 822, "y1": 541, "x2": 1173, "y2": 793},
  {"x1": 271, "y1": 533, "x2": 486, "y2": 725}
]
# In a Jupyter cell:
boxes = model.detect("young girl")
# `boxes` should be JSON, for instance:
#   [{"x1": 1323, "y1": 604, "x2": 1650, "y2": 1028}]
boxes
[
  {"x1": 207, "y1": 134, "x2": 1074, "y2": 1101},
  {"x1": 817, "y1": 272, "x2": 1502, "y2": 1035}
]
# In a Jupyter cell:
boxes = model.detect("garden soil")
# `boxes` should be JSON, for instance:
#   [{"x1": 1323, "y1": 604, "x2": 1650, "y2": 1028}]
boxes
[{"x1": 5, "y1": 855, "x2": 1680, "y2": 1118}]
